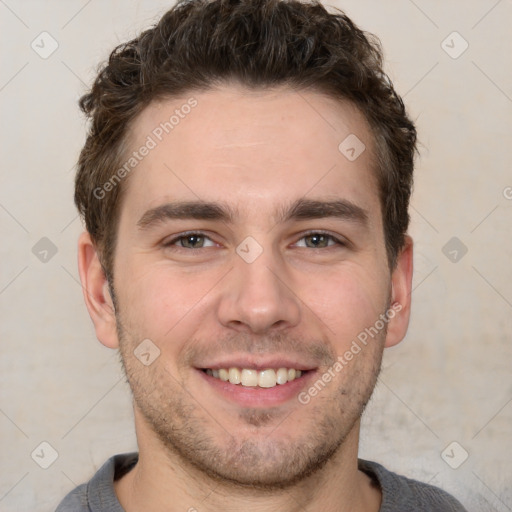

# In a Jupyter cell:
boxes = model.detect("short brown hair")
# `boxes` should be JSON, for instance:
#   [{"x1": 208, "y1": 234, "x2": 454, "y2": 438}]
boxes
[{"x1": 75, "y1": 0, "x2": 417, "y2": 283}]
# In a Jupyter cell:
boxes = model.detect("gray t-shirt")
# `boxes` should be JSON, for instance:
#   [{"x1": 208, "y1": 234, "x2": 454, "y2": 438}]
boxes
[{"x1": 55, "y1": 453, "x2": 467, "y2": 511}]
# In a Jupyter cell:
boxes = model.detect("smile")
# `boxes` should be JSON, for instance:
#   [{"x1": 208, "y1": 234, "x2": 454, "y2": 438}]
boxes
[{"x1": 203, "y1": 367, "x2": 304, "y2": 388}]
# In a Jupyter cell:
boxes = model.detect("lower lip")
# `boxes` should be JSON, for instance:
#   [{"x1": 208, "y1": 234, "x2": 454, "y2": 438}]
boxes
[{"x1": 196, "y1": 369, "x2": 315, "y2": 408}]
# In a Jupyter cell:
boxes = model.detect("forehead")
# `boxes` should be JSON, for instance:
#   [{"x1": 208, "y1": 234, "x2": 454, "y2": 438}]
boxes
[{"x1": 120, "y1": 85, "x2": 380, "y2": 220}]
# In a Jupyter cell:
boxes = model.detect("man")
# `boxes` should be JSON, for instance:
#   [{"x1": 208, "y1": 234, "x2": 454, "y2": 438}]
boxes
[{"x1": 57, "y1": 0, "x2": 467, "y2": 510}]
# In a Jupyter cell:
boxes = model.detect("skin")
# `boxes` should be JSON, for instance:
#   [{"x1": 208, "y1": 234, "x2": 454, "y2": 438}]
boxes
[{"x1": 78, "y1": 84, "x2": 413, "y2": 512}]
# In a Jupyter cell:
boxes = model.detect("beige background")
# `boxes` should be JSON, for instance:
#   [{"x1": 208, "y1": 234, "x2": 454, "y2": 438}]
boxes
[{"x1": 1, "y1": 1, "x2": 511, "y2": 511}]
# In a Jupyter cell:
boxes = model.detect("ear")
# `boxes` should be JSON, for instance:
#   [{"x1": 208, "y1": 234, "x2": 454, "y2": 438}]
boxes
[
  {"x1": 384, "y1": 235, "x2": 413, "y2": 348},
  {"x1": 77, "y1": 231, "x2": 119, "y2": 349}
]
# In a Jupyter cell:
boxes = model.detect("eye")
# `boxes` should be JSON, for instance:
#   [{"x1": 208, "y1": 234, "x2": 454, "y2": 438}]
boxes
[
  {"x1": 164, "y1": 232, "x2": 216, "y2": 249},
  {"x1": 162, "y1": 231, "x2": 345, "y2": 250},
  {"x1": 294, "y1": 232, "x2": 345, "y2": 249}
]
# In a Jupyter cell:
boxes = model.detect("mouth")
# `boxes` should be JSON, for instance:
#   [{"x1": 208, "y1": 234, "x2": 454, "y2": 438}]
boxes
[
  {"x1": 201, "y1": 367, "x2": 305, "y2": 388},
  {"x1": 195, "y1": 359, "x2": 317, "y2": 408}
]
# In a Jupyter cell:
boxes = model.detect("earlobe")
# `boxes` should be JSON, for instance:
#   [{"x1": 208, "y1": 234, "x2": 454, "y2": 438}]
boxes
[
  {"x1": 77, "y1": 231, "x2": 120, "y2": 349},
  {"x1": 384, "y1": 236, "x2": 414, "y2": 348}
]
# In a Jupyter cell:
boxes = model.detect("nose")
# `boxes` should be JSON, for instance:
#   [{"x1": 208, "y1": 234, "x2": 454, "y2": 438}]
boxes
[{"x1": 216, "y1": 246, "x2": 301, "y2": 334}]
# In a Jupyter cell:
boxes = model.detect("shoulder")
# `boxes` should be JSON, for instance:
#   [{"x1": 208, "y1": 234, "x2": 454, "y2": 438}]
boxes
[
  {"x1": 54, "y1": 453, "x2": 138, "y2": 512},
  {"x1": 55, "y1": 483, "x2": 90, "y2": 511},
  {"x1": 358, "y1": 459, "x2": 467, "y2": 512}
]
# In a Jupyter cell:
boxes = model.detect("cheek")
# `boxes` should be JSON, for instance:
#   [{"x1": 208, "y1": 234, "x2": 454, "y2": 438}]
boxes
[
  {"x1": 303, "y1": 266, "x2": 390, "y2": 346},
  {"x1": 117, "y1": 262, "x2": 219, "y2": 346}
]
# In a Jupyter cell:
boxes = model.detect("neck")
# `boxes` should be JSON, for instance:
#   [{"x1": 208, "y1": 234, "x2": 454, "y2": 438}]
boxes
[{"x1": 115, "y1": 411, "x2": 381, "y2": 512}]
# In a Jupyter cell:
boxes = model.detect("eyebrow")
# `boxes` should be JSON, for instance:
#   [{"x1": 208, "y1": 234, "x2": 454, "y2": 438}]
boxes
[{"x1": 136, "y1": 198, "x2": 368, "y2": 231}]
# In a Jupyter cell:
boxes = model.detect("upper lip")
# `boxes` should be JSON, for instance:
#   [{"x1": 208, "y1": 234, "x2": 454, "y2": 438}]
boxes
[{"x1": 196, "y1": 355, "x2": 318, "y2": 371}]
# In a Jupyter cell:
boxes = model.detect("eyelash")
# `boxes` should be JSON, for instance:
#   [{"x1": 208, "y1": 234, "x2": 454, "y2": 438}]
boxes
[{"x1": 162, "y1": 230, "x2": 347, "y2": 249}]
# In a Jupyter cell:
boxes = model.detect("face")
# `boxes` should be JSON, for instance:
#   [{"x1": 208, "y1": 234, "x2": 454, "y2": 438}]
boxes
[{"x1": 82, "y1": 84, "x2": 412, "y2": 489}]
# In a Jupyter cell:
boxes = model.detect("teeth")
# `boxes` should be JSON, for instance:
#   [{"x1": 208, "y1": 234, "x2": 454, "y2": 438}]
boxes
[
  {"x1": 258, "y1": 369, "x2": 277, "y2": 388},
  {"x1": 276, "y1": 368, "x2": 288, "y2": 385},
  {"x1": 228, "y1": 367, "x2": 241, "y2": 384},
  {"x1": 206, "y1": 367, "x2": 305, "y2": 388},
  {"x1": 241, "y1": 369, "x2": 258, "y2": 387}
]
